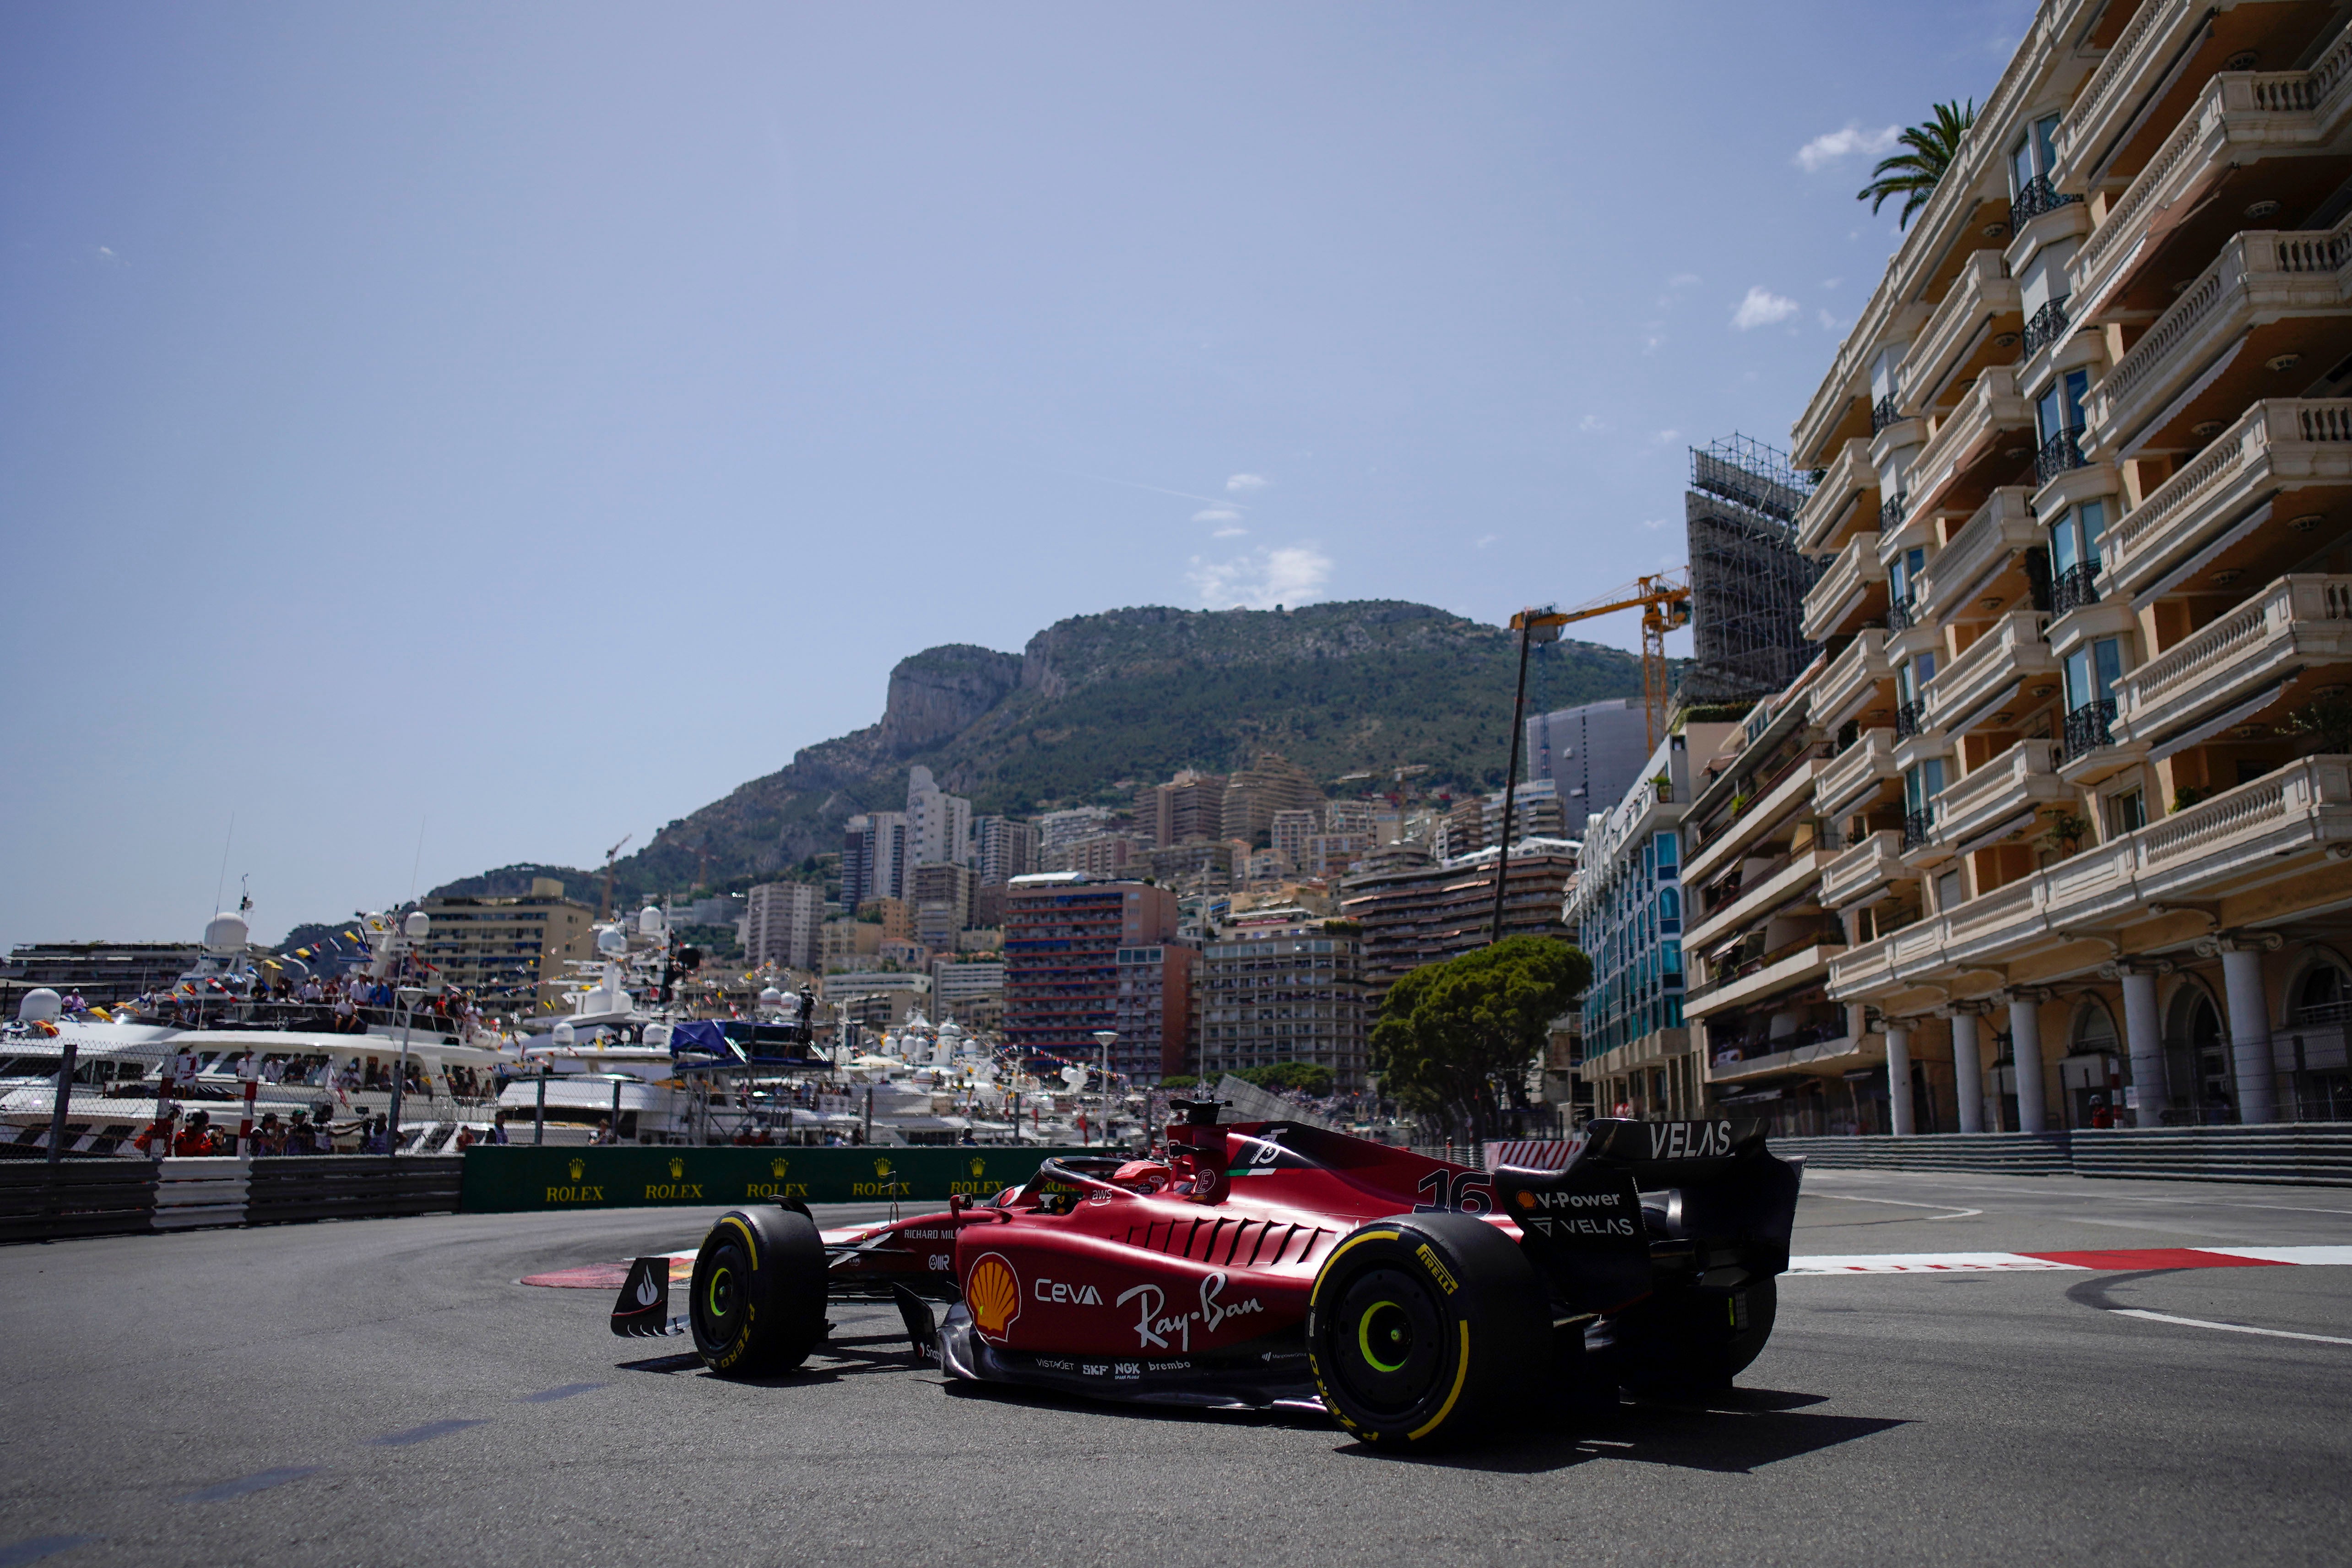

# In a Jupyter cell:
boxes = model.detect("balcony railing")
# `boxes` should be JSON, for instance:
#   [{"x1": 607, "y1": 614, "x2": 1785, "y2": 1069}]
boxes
[
  {"x1": 1894, "y1": 699, "x2": 1925, "y2": 739},
  {"x1": 2009, "y1": 174, "x2": 2081, "y2": 234},
  {"x1": 2034, "y1": 426, "x2": 2087, "y2": 486},
  {"x1": 1887, "y1": 597, "x2": 1916, "y2": 633},
  {"x1": 2103, "y1": 400, "x2": 2352, "y2": 597},
  {"x1": 1871, "y1": 393, "x2": 1900, "y2": 435},
  {"x1": 1878, "y1": 490, "x2": 1908, "y2": 532},
  {"x1": 2062, "y1": 699, "x2": 2115, "y2": 760},
  {"x1": 2020, "y1": 295, "x2": 2070, "y2": 360},
  {"x1": 2116, "y1": 575, "x2": 2352, "y2": 741},
  {"x1": 1902, "y1": 809, "x2": 1936, "y2": 851},
  {"x1": 2052, "y1": 560, "x2": 2102, "y2": 615}
]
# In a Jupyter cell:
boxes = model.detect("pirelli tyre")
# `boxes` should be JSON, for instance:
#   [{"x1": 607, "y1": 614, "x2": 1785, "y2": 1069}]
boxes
[
  {"x1": 1306, "y1": 1213, "x2": 1549, "y2": 1447},
  {"x1": 688, "y1": 1206, "x2": 827, "y2": 1377}
]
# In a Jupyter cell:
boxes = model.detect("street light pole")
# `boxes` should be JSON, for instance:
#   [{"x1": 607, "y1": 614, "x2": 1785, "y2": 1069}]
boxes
[
  {"x1": 1092, "y1": 1030, "x2": 1117, "y2": 1150},
  {"x1": 386, "y1": 909, "x2": 431, "y2": 1156},
  {"x1": 1490, "y1": 608, "x2": 1570, "y2": 946}
]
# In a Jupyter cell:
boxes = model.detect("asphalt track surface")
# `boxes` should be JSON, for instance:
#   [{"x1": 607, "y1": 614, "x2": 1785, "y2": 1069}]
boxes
[{"x1": 3, "y1": 1169, "x2": 2349, "y2": 1567}]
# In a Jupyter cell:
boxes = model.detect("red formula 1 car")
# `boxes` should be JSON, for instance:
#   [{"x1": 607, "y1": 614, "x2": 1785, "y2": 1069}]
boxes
[{"x1": 610, "y1": 1101, "x2": 1800, "y2": 1446}]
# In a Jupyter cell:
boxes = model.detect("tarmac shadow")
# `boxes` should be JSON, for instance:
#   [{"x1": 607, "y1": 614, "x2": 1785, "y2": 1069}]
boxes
[{"x1": 1340, "y1": 1387, "x2": 1902, "y2": 1475}]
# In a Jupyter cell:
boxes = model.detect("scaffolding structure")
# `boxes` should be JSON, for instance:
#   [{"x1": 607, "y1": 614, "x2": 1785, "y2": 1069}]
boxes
[{"x1": 1682, "y1": 434, "x2": 1822, "y2": 705}]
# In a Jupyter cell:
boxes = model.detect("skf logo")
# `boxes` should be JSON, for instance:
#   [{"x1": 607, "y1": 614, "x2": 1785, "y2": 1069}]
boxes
[
  {"x1": 668, "y1": 1157, "x2": 685, "y2": 1180},
  {"x1": 1415, "y1": 1243, "x2": 1459, "y2": 1296},
  {"x1": 968, "y1": 1253, "x2": 1020, "y2": 1340},
  {"x1": 567, "y1": 1157, "x2": 585, "y2": 1181},
  {"x1": 772, "y1": 1157, "x2": 790, "y2": 1179}
]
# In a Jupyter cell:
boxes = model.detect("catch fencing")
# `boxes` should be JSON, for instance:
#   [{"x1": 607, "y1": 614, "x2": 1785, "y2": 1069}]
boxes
[
  {"x1": 1771, "y1": 1124, "x2": 2352, "y2": 1185},
  {"x1": 458, "y1": 1144, "x2": 1095, "y2": 1213}
]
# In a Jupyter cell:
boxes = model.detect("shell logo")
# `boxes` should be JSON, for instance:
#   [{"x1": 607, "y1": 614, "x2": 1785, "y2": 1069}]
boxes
[
  {"x1": 668, "y1": 1157, "x2": 685, "y2": 1180},
  {"x1": 771, "y1": 1156, "x2": 789, "y2": 1179},
  {"x1": 966, "y1": 1253, "x2": 1020, "y2": 1340},
  {"x1": 873, "y1": 1156, "x2": 894, "y2": 1179},
  {"x1": 1514, "y1": 1188, "x2": 1535, "y2": 1210},
  {"x1": 968, "y1": 1156, "x2": 986, "y2": 1178},
  {"x1": 567, "y1": 1158, "x2": 585, "y2": 1181}
]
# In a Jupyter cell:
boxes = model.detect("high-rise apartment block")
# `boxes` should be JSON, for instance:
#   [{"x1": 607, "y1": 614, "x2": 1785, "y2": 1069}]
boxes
[
  {"x1": 1527, "y1": 698, "x2": 1655, "y2": 814},
  {"x1": 742, "y1": 881, "x2": 824, "y2": 972},
  {"x1": 1710, "y1": 3, "x2": 2352, "y2": 1139},
  {"x1": 1221, "y1": 754, "x2": 1324, "y2": 846},
  {"x1": 1269, "y1": 808, "x2": 1319, "y2": 870},
  {"x1": 1339, "y1": 844, "x2": 1579, "y2": 1004},
  {"x1": 1197, "y1": 907, "x2": 1370, "y2": 1090},
  {"x1": 975, "y1": 816, "x2": 1040, "y2": 886},
  {"x1": 910, "y1": 860, "x2": 975, "y2": 951},
  {"x1": 1001, "y1": 874, "x2": 1191, "y2": 1083},
  {"x1": 415, "y1": 886, "x2": 598, "y2": 1011},
  {"x1": 842, "y1": 812, "x2": 909, "y2": 910},
  {"x1": 1146, "y1": 770, "x2": 1229, "y2": 846},
  {"x1": 906, "y1": 765, "x2": 973, "y2": 868}
]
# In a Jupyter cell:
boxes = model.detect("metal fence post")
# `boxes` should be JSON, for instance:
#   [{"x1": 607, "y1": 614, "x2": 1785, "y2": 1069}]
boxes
[
  {"x1": 535, "y1": 1073, "x2": 546, "y2": 1145},
  {"x1": 47, "y1": 1039, "x2": 77, "y2": 1165}
]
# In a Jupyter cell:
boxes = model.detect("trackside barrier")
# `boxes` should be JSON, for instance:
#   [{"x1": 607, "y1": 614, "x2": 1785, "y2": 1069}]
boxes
[
  {"x1": 0, "y1": 1160, "x2": 157, "y2": 1244},
  {"x1": 0, "y1": 1156, "x2": 467, "y2": 1245},
  {"x1": 1771, "y1": 1125, "x2": 2352, "y2": 1186},
  {"x1": 459, "y1": 1145, "x2": 1100, "y2": 1213}
]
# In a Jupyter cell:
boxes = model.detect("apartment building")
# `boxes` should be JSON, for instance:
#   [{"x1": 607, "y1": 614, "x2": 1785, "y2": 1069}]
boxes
[
  {"x1": 906, "y1": 766, "x2": 973, "y2": 869},
  {"x1": 931, "y1": 954, "x2": 1007, "y2": 1027},
  {"x1": 1222, "y1": 754, "x2": 1325, "y2": 846},
  {"x1": 1269, "y1": 808, "x2": 1319, "y2": 870},
  {"x1": 1528, "y1": 698, "x2": 1656, "y2": 815},
  {"x1": 910, "y1": 860, "x2": 975, "y2": 941},
  {"x1": 1568, "y1": 722, "x2": 1739, "y2": 1122},
  {"x1": 842, "y1": 812, "x2": 909, "y2": 909},
  {"x1": 1001, "y1": 874, "x2": 1190, "y2": 1082},
  {"x1": 1145, "y1": 770, "x2": 1229, "y2": 846},
  {"x1": 1196, "y1": 907, "x2": 1371, "y2": 1090},
  {"x1": 819, "y1": 919, "x2": 883, "y2": 972},
  {"x1": 975, "y1": 816, "x2": 1041, "y2": 886},
  {"x1": 416, "y1": 886, "x2": 596, "y2": 1010},
  {"x1": 1779, "y1": 0, "x2": 2352, "y2": 1133},
  {"x1": 742, "y1": 881, "x2": 823, "y2": 972},
  {"x1": 1340, "y1": 842, "x2": 1580, "y2": 1004}
]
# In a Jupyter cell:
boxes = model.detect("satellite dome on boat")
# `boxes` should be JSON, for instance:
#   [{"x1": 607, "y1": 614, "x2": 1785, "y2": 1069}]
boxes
[
  {"x1": 17, "y1": 988, "x2": 60, "y2": 1024},
  {"x1": 553, "y1": 1021, "x2": 576, "y2": 1045},
  {"x1": 596, "y1": 925, "x2": 629, "y2": 956},
  {"x1": 203, "y1": 913, "x2": 249, "y2": 954},
  {"x1": 638, "y1": 906, "x2": 665, "y2": 936}
]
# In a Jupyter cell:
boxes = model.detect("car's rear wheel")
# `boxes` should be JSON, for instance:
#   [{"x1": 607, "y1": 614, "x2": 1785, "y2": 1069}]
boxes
[
  {"x1": 1307, "y1": 1213, "x2": 1549, "y2": 1447},
  {"x1": 689, "y1": 1206, "x2": 826, "y2": 1376}
]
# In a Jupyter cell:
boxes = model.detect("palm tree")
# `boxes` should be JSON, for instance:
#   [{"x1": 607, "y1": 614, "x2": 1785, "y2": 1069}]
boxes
[{"x1": 1858, "y1": 99, "x2": 1978, "y2": 229}]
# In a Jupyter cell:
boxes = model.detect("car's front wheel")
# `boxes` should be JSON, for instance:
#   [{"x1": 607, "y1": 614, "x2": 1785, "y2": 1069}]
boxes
[
  {"x1": 688, "y1": 1206, "x2": 826, "y2": 1376},
  {"x1": 1306, "y1": 1213, "x2": 1549, "y2": 1447}
]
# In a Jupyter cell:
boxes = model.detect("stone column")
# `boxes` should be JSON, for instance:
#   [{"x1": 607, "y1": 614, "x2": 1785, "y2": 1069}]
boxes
[
  {"x1": 2006, "y1": 992, "x2": 2047, "y2": 1134},
  {"x1": 1886, "y1": 1023, "x2": 1913, "y2": 1137},
  {"x1": 2211, "y1": 937, "x2": 2282, "y2": 1124},
  {"x1": 1951, "y1": 1010, "x2": 1984, "y2": 1134},
  {"x1": 2118, "y1": 967, "x2": 2164, "y2": 1128}
]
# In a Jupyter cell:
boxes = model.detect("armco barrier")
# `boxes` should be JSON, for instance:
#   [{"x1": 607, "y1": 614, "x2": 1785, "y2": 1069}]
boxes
[
  {"x1": 0, "y1": 1159, "x2": 157, "y2": 1244},
  {"x1": 245, "y1": 1156, "x2": 464, "y2": 1225},
  {"x1": 1774, "y1": 1132, "x2": 2074, "y2": 1176},
  {"x1": 459, "y1": 1145, "x2": 1097, "y2": 1213},
  {"x1": 1772, "y1": 1124, "x2": 2352, "y2": 1185}
]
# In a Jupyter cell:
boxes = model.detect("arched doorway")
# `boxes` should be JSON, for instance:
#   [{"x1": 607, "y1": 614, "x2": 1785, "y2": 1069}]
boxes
[
  {"x1": 2282, "y1": 955, "x2": 2352, "y2": 1119},
  {"x1": 2060, "y1": 999, "x2": 2121, "y2": 1128},
  {"x1": 2163, "y1": 982, "x2": 2229, "y2": 1124}
]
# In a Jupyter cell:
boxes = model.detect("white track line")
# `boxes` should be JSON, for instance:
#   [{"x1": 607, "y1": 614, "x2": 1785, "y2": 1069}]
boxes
[
  {"x1": 1813, "y1": 1193, "x2": 1983, "y2": 1220},
  {"x1": 2106, "y1": 1309, "x2": 2352, "y2": 1346}
]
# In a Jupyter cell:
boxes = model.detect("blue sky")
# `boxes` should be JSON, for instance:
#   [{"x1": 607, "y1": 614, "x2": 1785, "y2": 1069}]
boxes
[{"x1": 0, "y1": 0, "x2": 2033, "y2": 945}]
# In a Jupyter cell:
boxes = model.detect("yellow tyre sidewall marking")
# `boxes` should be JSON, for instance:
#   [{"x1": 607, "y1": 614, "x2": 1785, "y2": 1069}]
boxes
[{"x1": 1405, "y1": 1322, "x2": 1471, "y2": 1442}]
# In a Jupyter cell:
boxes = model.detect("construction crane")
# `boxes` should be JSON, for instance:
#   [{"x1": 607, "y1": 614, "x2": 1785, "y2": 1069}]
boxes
[
  {"x1": 1547, "y1": 568, "x2": 1693, "y2": 756},
  {"x1": 1487, "y1": 570, "x2": 1692, "y2": 944},
  {"x1": 600, "y1": 834, "x2": 632, "y2": 921}
]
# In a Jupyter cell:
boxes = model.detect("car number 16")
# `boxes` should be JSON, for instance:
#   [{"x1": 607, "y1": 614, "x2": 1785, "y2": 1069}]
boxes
[{"x1": 1414, "y1": 1169, "x2": 1493, "y2": 1215}]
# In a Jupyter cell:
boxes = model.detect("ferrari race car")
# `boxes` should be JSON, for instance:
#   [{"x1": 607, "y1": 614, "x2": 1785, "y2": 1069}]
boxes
[{"x1": 609, "y1": 1101, "x2": 1799, "y2": 1446}]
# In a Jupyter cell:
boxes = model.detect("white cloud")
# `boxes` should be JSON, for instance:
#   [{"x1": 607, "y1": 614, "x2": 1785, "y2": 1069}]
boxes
[
  {"x1": 1187, "y1": 544, "x2": 1332, "y2": 610},
  {"x1": 1652, "y1": 429, "x2": 1681, "y2": 445},
  {"x1": 1474, "y1": 534, "x2": 1498, "y2": 549},
  {"x1": 1732, "y1": 286, "x2": 1799, "y2": 330},
  {"x1": 1225, "y1": 473, "x2": 1268, "y2": 494},
  {"x1": 1817, "y1": 308, "x2": 1843, "y2": 332},
  {"x1": 1641, "y1": 517, "x2": 1669, "y2": 531},
  {"x1": 1666, "y1": 272, "x2": 1701, "y2": 289},
  {"x1": 1192, "y1": 507, "x2": 1242, "y2": 525},
  {"x1": 1212, "y1": 526, "x2": 1247, "y2": 538},
  {"x1": 1577, "y1": 414, "x2": 1610, "y2": 434},
  {"x1": 1795, "y1": 124, "x2": 1899, "y2": 173}
]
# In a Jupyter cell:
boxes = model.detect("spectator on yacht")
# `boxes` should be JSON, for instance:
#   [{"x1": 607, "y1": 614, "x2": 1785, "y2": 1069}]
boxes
[
  {"x1": 360, "y1": 1114, "x2": 389, "y2": 1154},
  {"x1": 253, "y1": 1113, "x2": 283, "y2": 1155},
  {"x1": 174, "y1": 1111, "x2": 217, "y2": 1157},
  {"x1": 133, "y1": 1108, "x2": 179, "y2": 1157}
]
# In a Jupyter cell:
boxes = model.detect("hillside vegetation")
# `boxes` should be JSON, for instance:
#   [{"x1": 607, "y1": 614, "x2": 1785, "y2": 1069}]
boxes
[{"x1": 434, "y1": 600, "x2": 1648, "y2": 907}]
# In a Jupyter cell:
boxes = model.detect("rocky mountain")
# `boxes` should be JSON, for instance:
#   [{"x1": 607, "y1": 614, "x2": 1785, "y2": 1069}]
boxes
[{"x1": 433, "y1": 600, "x2": 1649, "y2": 907}]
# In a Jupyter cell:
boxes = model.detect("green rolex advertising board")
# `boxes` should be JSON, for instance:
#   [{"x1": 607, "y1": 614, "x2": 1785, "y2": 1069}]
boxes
[{"x1": 460, "y1": 1145, "x2": 1100, "y2": 1213}]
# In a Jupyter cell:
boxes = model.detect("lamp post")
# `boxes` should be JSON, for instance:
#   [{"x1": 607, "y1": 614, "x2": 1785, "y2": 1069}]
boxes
[
  {"x1": 385, "y1": 910, "x2": 431, "y2": 1155},
  {"x1": 1092, "y1": 1030, "x2": 1117, "y2": 1149},
  {"x1": 1491, "y1": 607, "x2": 1570, "y2": 945}
]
